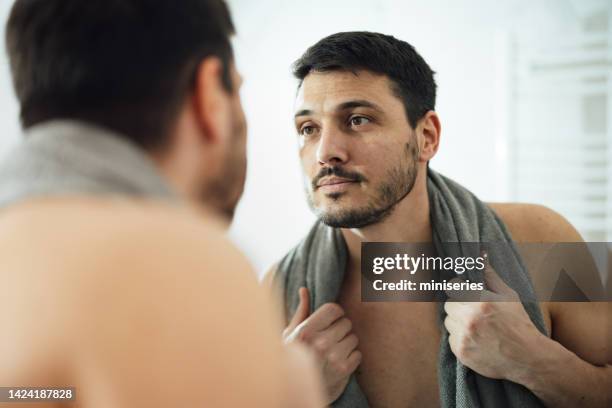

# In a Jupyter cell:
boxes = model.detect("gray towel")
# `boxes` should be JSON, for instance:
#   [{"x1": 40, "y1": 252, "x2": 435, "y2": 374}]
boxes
[
  {"x1": 275, "y1": 167, "x2": 548, "y2": 408},
  {"x1": 0, "y1": 120, "x2": 176, "y2": 207}
]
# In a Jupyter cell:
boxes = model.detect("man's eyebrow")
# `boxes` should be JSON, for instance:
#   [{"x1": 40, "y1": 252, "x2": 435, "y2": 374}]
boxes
[
  {"x1": 294, "y1": 109, "x2": 313, "y2": 118},
  {"x1": 337, "y1": 100, "x2": 384, "y2": 113},
  {"x1": 294, "y1": 100, "x2": 383, "y2": 118}
]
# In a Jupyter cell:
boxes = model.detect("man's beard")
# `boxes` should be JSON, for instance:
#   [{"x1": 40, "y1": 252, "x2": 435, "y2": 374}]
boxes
[
  {"x1": 199, "y1": 114, "x2": 247, "y2": 222},
  {"x1": 201, "y1": 155, "x2": 245, "y2": 221},
  {"x1": 308, "y1": 141, "x2": 419, "y2": 228}
]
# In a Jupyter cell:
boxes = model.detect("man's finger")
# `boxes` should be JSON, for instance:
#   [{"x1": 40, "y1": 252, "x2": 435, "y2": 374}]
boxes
[
  {"x1": 287, "y1": 286, "x2": 310, "y2": 331},
  {"x1": 443, "y1": 315, "x2": 462, "y2": 335},
  {"x1": 444, "y1": 299, "x2": 470, "y2": 316},
  {"x1": 303, "y1": 302, "x2": 345, "y2": 332},
  {"x1": 330, "y1": 333, "x2": 359, "y2": 360},
  {"x1": 316, "y1": 317, "x2": 353, "y2": 346},
  {"x1": 343, "y1": 349, "x2": 363, "y2": 375}
]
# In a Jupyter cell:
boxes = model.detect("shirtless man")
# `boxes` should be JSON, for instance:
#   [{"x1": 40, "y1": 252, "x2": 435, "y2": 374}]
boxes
[
  {"x1": 265, "y1": 31, "x2": 612, "y2": 407},
  {"x1": 0, "y1": 1, "x2": 322, "y2": 407}
]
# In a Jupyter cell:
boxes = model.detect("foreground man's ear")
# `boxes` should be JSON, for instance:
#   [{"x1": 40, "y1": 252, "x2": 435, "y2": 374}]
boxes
[
  {"x1": 417, "y1": 110, "x2": 441, "y2": 162},
  {"x1": 192, "y1": 56, "x2": 230, "y2": 146}
]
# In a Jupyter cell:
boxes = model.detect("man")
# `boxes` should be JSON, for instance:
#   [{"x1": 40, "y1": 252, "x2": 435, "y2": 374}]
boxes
[
  {"x1": 0, "y1": 1, "x2": 323, "y2": 407},
  {"x1": 265, "y1": 32, "x2": 611, "y2": 407}
]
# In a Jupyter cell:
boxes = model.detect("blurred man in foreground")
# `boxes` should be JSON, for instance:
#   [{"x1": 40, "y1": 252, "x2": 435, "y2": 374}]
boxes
[{"x1": 0, "y1": 1, "x2": 323, "y2": 407}]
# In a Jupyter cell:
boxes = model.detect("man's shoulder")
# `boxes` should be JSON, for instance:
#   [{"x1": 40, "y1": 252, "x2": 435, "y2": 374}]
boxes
[
  {"x1": 7, "y1": 196, "x2": 217, "y2": 242},
  {"x1": 0, "y1": 198, "x2": 291, "y2": 406},
  {"x1": 487, "y1": 202, "x2": 583, "y2": 243},
  {"x1": 262, "y1": 262, "x2": 280, "y2": 286},
  {"x1": 486, "y1": 203, "x2": 586, "y2": 330},
  {"x1": 0, "y1": 196, "x2": 260, "y2": 306}
]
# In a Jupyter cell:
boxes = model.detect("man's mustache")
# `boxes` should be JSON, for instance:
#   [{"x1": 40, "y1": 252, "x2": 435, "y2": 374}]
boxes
[{"x1": 312, "y1": 166, "x2": 366, "y2": 190}]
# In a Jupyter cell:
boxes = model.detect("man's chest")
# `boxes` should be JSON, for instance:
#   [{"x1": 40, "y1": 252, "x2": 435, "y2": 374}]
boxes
[{"x1": 337, "y1": 269, "x2": 442, "y2": 408}]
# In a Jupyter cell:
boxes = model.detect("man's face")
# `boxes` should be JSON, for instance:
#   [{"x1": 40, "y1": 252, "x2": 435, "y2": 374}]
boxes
[
  {"x1": 200, "y1": 63, "x2": 247, "y2": 220},
  {"x1": 294, "y1": 70, "x2": 420, "y2": 228}
]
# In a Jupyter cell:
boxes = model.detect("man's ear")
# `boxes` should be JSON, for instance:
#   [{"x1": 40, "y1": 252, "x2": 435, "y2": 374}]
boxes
[
  {"x1": 191, "y1": 56, "x2": 228, "y2": 145},
  {"x1": 417, "y1": 110, "x2": 441, "y2": 161}
]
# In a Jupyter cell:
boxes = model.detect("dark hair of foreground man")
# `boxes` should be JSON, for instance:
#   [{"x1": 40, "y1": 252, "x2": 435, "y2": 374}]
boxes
[{"x1": 6, "y1": 0, "x2": 234, "y2": 149}]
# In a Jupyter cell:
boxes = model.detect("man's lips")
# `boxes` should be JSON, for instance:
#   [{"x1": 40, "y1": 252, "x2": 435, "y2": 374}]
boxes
[{"x1": 316, "y1": 177, "x2": 358, "y2": 189}]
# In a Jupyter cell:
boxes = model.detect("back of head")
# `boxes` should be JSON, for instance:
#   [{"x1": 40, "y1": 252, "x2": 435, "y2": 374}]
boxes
[{"x1": 5, "y1": 0, "x2": 235, "y2": 150}]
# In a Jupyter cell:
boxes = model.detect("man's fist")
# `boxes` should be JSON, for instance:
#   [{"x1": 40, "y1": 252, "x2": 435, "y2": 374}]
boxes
[
  {"x1": 443, "y1": 252, "x2": 546, "y2": 382},
  {"x1": 283, "y1": 287, "x2": 362, "y2": 404}
]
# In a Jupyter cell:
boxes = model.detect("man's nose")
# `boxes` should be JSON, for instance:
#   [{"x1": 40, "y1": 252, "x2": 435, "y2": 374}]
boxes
[{"x1": 316, "y1": 127, "x2": 349, "y2": 166}]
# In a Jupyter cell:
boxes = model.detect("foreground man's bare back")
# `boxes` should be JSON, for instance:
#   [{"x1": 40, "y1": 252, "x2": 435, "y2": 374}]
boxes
[{"x1": 0, "y1": 198, "x2": 322, "y2": 408}]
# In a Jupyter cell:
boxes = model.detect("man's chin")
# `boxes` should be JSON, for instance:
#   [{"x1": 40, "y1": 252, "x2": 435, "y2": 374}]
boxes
[
  {"x1": 324, "y1": 191, "x2": 346, "y2": 201},
  {"x1": 317, "y1": 187, "x2": 361, "y2": 202},
  {"x1": 315, "y1": 207, "x2": 367, "y2": 228},
  {"x1": 314, "y1": 200, "x2": 398, "y2": 229},
  {"x1": 318, "y1": 212, "x2": 373, "y2": 229}
]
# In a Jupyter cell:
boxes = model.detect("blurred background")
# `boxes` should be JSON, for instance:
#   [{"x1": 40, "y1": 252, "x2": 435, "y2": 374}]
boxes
[{"x1": 0, "y1": 0, "x2": 610, "y2": 276}]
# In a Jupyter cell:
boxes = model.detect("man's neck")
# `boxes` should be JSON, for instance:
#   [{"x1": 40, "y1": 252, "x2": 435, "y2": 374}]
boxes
[{"x1": 341, "y1": 174, "x2": 432, "y2": 273}]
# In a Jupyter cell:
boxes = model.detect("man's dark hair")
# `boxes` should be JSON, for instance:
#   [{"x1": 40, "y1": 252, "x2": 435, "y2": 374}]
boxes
[
  {"x1": 5, "y1": 0, "x2": 235, "y2": 150},
  {"x1": 293, "y1": 31, "x2": 436, "y2": 128}
]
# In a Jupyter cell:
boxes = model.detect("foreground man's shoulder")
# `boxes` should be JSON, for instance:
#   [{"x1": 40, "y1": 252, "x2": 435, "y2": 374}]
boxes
[
  {"x1": 487, "y1": 202, "x2": 583, "y2": 243},
  {"x1": 3, "y1": 197, "x2": 250, "y2": 280},
  {"x1": 262, "y1": 261, "x2": 280, "y2": 287},
  {"x1": 57, "y1": 197, "x2": 264, "y2": 301},
  {"x1": 1, "y1": 197, "x2": 292, "y2": 406}
]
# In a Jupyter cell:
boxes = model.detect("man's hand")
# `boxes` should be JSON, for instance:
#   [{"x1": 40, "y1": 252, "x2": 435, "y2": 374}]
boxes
[
  {"x1": 283, "y1": 287, "x2": 362, "y2": 404},
  {"x1": 443, "y1": 255, "x2": 547, "y2": 382}
]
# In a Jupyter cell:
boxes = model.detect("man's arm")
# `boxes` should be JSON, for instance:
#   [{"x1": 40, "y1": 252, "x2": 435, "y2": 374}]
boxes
[
  {"x1": 487, "y1": 203, "x2": 612, "y2": 407},
  {"x1": 514, "y1": 302, "x2": 612, "y2": 407}
]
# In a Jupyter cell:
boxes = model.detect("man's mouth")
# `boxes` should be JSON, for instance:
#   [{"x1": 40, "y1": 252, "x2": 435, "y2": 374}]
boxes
[
  {"x1": 317, "y1": 177, "x2": 356, "y2": 187},
  {"x1": 311, "y1": 166, "x2": 366, "y2": 193},
  {"x1": 316, "y1": 177, "x2": 358, "y2": 193}
]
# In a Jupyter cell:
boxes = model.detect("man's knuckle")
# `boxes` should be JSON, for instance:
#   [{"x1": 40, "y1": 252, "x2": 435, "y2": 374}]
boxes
[
  {"x1": 322, "y1": 302, "x2": 344, "y2": 316},
  {"x1": 479, "y1": 302, "x2": 492, "y2": 313},
  {"x1": 327, "y1": 351, "x2": 340, "y2": 365},
  {"x1": 313, "y1": 337, "x2": 328, "y2": 352},
  {"x1": 337, "y1": 362, "x2": 350, "y2": 375},
  {"x1": 466, "y1": 317, "x2": 479, "y2": 334},
  {"x1": 343, "y1": 318, "x2": 352, "y2": 332},
  {"x1": 297, "y1": 328, "x2": 310, "y2": 342},
  {"x1": 458, "y1": 340, "x2": 470, "y2": 360}
]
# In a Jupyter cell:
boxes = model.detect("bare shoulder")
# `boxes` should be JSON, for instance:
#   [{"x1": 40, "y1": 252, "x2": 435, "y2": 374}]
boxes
[
  {"x1": 261, "y1": 261, "x2": 288, "y2": 326},
  {"x1": 0, "y1": 198, "x2": 288, "y2": 406},
  {"x1": 2, "y1": 196, "x2": 255, "y2": 287},
  {"x1": 486, "y1": 203, "x2": 586, "y2": 334},
  {"x1": 487, "y1": 202, "x2": 583, "y2": 243},
  {"x1": 262, "y1": 261, "x2": 280, "y2": 288}
]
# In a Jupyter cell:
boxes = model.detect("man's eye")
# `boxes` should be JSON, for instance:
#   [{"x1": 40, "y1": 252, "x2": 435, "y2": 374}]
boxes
[
  {"x1": 349, "y1": 116, "x2": 371, "y2": 127},
  {"x1": 300, "y1": 125, "x2": 318, "y2": 136}
]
